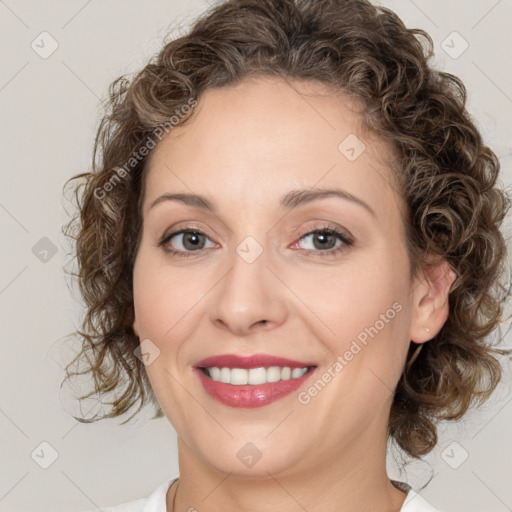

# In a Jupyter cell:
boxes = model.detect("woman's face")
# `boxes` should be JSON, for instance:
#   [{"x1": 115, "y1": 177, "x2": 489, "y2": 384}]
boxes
[{"x1": 132, "y1": 76, "x2": 430, "y2": 477}]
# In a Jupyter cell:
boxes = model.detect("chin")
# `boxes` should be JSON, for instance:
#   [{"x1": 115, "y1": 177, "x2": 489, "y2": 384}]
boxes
[{"x1": 194, "y1": 437, "x2": 310, "y2": 479}]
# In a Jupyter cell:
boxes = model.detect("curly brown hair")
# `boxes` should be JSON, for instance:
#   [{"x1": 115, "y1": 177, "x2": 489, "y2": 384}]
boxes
[{"x1": 62, "y1": 0, "x2": 512, "y2": 459}]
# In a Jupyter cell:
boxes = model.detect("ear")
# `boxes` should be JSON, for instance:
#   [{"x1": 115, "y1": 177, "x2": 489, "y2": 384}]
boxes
[{"x1": 409, "y1": 255, "x2": 457, "y2": 343}]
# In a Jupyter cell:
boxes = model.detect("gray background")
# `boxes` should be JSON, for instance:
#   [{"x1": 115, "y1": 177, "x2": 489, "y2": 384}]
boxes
[{"x1": 0, "y1": 1, "x2": 511, "y2": 511}]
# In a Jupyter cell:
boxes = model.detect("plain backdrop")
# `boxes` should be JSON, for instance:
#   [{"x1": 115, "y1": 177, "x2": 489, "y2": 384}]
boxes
[{"x1": 1, "y1": 1, "x2": 511, "y2": 511}]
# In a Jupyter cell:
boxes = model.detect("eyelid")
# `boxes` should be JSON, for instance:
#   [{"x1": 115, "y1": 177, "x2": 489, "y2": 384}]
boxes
[
  {"x1": 158, "y1": 224, "x2": 217, "y2": 250},
  {"x1": 289, "y1": 222, "x2": 354, "y2": 257},
  {"x1": 293, "y1": 221, "x2": 353, "y2": 245},
  {"x1": 158, "y1": 221, "x2": 354, "y2": 258}
]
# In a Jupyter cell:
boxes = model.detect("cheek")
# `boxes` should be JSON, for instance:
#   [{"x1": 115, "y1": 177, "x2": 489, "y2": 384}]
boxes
[
  {"x1": 131, "y1": 252, "x2": 206, "y2": 420},
  {"x1": 291, "y1": 252, "x2": 410, "y2": 378},
  {"x1": 132, "y1": 249, "x2": 216, "y2": 355},
  {"x1": 132, "y1": 252, "x2": 182, "y2": 340},
  {"x1": 293, "y1": 259, "x2": 398, "y2": 332}
]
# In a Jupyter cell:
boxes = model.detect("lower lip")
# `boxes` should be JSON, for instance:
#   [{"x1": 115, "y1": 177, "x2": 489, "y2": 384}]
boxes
[{"x1": 194, "y1": 367, "x2": 317, "y2": 408}]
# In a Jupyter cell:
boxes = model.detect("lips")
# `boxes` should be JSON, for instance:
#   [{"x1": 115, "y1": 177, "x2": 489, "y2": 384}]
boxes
[
  {"x1": 194, "y1": 353, "x2": 316, "y2": 369},
  {"x1": 193, "y1": 353, "x2": 318, "y2": 408}
]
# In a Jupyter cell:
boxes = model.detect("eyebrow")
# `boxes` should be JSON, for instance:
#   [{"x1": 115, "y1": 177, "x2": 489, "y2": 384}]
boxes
[{"x1": 148, "y1": 187, "x2": 376, "y2": 217}]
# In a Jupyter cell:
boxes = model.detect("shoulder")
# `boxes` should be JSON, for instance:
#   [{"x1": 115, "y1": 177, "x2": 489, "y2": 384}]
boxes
[
  {"x1": 98, "y1": 496, "x2": 148, "y2": 512},
  {"x1": 78, "y1": 477, "x2": 177, "y2": 512},
  {"x1": 400, "y1": 488, "x2": 443, "y2": 512}
]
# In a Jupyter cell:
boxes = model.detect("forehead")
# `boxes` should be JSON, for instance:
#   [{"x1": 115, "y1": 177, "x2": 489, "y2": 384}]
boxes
[{"x1": 143, "y1": 76, "x2": 402, "y2": 224}]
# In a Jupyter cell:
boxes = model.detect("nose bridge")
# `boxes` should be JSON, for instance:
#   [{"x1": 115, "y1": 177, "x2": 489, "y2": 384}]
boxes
[{"x1": 209, "y1": 233, "x2": 287, "y2": 334}]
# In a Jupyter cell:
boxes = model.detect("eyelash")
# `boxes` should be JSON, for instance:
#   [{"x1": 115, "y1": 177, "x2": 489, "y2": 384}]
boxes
[{"x1": 158, "y1": 224, "x2": 353, "y2": 259}]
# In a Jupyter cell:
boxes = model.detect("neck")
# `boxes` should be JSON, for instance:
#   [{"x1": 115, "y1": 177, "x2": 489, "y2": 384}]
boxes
[{"x1": 167, "y1": 409, "x2": 408, "y2": 512}]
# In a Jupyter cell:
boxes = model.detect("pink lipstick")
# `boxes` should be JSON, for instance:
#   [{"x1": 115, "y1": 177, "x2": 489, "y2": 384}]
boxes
[{"x1": 194, "y1": 353, "x2": 317, "y2": 408}]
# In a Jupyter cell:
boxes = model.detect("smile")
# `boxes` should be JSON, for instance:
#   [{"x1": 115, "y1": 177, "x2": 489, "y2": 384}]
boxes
[
  {"x1": 201, "y1": 365, "x2": 311, "y2": 385},
  {"x1": 193, "y1": 363, "x2": 317, "y2": 408}
]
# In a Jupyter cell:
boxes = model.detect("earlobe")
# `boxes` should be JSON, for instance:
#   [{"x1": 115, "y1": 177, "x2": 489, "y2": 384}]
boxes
[{"x1": 409, "y1": 257, "x2": 457, "y2": 343}]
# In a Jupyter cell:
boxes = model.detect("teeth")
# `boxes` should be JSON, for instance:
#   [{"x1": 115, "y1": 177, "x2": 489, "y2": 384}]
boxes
[{"x1": 203, "y1": 366, "x2": 310, "y2": 385}]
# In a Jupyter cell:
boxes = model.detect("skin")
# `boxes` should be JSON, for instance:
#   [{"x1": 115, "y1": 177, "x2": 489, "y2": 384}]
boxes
[{"x1": 131, "y1": 76, "x2": 456, "y2": 512}]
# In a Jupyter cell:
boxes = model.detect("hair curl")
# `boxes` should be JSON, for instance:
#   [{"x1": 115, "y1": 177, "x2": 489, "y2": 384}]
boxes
[{"x1": 62, "y1": 0, "x2": 512, "y2": 459}]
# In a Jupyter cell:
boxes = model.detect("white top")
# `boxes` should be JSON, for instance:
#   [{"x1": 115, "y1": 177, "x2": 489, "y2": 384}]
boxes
[{"x1": 84, "y1": 477, "x2": 442, "y2": 512}]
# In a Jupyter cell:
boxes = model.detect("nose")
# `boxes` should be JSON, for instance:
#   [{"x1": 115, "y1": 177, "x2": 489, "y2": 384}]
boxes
[{"x1": 209, "y1": 244, "x2": 288, "y2": 336}]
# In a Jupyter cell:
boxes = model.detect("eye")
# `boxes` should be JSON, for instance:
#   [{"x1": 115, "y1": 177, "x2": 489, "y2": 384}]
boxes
[
  {"x1": 292, "y1": 225, "x2": 353, "y2": 257},
  {"x1": 158, "y1": 228, "x2": 215, "y2": 257},
  {"x1": 158, "y1": 224, "x2": 353, "y2": 259}
]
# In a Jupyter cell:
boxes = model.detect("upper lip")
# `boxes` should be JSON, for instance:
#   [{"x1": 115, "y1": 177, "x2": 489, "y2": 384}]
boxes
[{"x1": 194, "y1": 353, "x2": 317, "y2": 369}]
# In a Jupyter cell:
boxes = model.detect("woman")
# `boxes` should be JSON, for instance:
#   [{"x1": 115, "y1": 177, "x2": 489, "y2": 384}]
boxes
[{"x1": 64, "y1": 0, "x2": 511, "y2": 510}]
